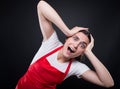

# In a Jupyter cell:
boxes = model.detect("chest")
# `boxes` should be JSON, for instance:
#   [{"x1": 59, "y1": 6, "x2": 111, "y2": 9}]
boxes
[{"x1": 47, "y1": 51, "x2": 69, "y2": 73}]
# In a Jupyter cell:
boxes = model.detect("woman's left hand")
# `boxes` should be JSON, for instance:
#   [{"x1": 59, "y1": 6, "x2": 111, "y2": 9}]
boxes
[{"x1": 85, "y1": 34, "x2": 94, "y2": 53}]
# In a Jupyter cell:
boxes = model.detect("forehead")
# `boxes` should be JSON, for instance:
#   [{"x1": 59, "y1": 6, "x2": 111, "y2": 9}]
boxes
[{"x1": 74, "y1": 32, "x2": 89, "y2": 43}]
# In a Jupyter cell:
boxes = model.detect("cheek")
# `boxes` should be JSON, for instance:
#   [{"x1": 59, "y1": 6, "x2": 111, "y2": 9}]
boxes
[{"x1": 77, "y1": 48, "x2": 85, "y2": 54}]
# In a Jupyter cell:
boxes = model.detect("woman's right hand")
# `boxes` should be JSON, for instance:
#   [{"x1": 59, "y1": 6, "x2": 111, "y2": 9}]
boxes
[{"x1": 68, "y1": 26, "x2": 88, "y2": 37}]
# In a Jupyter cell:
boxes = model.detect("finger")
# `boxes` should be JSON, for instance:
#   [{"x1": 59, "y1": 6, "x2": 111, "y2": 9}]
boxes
[
  {"x1": 79, "y1": 27, "x2": 89, "y2": 30},
  {"x1": 90, "y1": 34, "x2": 94, "y2": 42},
  {"x1": 90, "y1": 34, "x2": 94, "y2": 46}
]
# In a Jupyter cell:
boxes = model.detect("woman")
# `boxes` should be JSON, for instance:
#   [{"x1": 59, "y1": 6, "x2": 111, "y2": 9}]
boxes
[{"x1": 16, "y1": 0, "x2": 114, "y2": 89}]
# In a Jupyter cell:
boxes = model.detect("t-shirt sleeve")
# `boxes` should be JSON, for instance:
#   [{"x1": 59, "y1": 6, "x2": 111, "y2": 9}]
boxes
[
  {"x1": 72, "y1": 61, "x2": 90, "y2": 78},
  {"x1": 31, "y1": 31, "x2": 63, "y2": 64}
]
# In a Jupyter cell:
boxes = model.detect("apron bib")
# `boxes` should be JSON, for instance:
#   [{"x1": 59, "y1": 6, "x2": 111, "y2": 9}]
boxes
[{"x1": 16, "y1": 46, "x2": 72, "y2": 89}]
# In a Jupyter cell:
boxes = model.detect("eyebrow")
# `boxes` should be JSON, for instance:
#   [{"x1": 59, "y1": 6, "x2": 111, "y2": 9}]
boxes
[
  {"x1": 74, "y1": 35, "x2": 80, "y2": 39},
  {"x1": 75, "y1": 35, "x2": 80, "y2": 40}
]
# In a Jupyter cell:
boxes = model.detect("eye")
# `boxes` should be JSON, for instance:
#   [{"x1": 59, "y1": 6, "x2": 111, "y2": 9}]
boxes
[
  {"x1": 79, "y1": 42, "x2": 87, "y2": 49},
  {"x1": 80, "y1": 44, "x2": 86, "y2": 49},
  {"x1": 72, "y1": 36, "x2": 79, "y2": 41}
]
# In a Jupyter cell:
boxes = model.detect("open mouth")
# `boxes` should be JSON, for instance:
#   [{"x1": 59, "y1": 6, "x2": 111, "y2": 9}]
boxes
[{"x1": 68, "y1": 47, "x2": 75, "y2": 53}]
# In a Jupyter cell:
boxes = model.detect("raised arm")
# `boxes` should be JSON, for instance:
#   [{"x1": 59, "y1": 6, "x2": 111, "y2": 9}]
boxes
[
  {"x1": 81, "y1": 35, "x2": 114, "y2": 88},
  {"x1": 37, "y1": 0, "x2": 69, "y2": 41},
  {"x1": 37, "y1": 0, "x2": 88, "y2": 41}
]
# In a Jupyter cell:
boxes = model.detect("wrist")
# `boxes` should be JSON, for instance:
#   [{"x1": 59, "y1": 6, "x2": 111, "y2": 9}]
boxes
[
  {"x1": 64, "y1": 29, "x2": 71, "y2": 37},
  {"x1": 84, "y1": 49, "x2": 92, "y2": 56}
]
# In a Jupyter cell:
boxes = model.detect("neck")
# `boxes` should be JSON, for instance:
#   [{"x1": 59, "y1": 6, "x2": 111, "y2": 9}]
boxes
[{"x1": 57, "y1": 49, "x2": 70, "y2": 63}]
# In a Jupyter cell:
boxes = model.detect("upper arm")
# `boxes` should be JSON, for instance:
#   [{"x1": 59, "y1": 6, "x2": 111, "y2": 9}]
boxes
[
  {"x1": 37, "y1": 1, "x2": 54, "y2": 41},
  {"x1": 80, "y1": 70, "x2": 105, "y2": 87}
]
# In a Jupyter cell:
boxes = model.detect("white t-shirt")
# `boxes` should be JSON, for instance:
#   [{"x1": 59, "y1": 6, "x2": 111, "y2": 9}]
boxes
[{"x1": 31, "y1": 31, "x2": 90, "y2": 79}]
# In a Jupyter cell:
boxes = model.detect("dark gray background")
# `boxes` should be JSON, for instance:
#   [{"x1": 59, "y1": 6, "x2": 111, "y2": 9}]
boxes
[{"x1": 1, "y1": 0, "x2": 120, "y2": 89}]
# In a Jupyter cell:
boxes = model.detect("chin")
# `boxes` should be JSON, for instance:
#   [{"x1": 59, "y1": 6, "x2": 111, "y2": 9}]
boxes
[{"x1": 63, "y1": 53, "x2": 71, "y2": 60}]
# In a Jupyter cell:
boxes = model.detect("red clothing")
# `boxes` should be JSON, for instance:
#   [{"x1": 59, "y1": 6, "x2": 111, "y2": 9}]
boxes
[{"x1": 16, "y1": 46, "x2": 72, "y2": 89}]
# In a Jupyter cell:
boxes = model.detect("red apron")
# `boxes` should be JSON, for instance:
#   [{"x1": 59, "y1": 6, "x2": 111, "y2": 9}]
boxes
[{"x1": 16, "y1": 46, "x2": 72, "y2": 89}]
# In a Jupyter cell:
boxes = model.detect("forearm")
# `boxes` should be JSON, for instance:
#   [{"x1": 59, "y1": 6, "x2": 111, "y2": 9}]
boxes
[
  {"x1": 37, "y1": 0, "x2": 70, "y2": 36},
  {"x1": 85, "y1": 50, "x2": 114, "y2": 87}
]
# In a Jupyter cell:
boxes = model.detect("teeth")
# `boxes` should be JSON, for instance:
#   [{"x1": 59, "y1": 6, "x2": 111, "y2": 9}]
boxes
[{"x1": 68, "y1": 47, "x2": 74, "y2": 53}]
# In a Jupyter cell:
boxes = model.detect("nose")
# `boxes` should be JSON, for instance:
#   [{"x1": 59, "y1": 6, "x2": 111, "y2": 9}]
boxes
[{"x1": 74, "y1": 42, "x2": 80, "y2": 49}]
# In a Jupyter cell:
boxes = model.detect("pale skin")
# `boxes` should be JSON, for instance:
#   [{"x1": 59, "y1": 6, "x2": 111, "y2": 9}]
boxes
[{"x1": 37, "y1": 0, "x2": 114, "y2": 88}]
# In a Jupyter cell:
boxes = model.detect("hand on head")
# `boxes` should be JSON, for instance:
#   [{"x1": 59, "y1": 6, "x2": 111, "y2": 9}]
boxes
[
  {"x1": 69, "y1": 26, "x2": 88, "y2": 37},
  {"x1": 84, "y1": 34, "x2": 94, "y2": 53}
]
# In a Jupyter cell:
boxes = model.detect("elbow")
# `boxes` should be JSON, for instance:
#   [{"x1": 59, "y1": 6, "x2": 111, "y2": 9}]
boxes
[
  {"x1": 37, "y1": 1, "x2": 42, "y2": 11},
  {"x1": 104, "y1": 84, "x2": 114, "y2": 88},
  {"x1": 103, "y1": 81, "x2": 114, "y2": 88},
  {"x1": 37, "y1": 0, "x2": 46, "y2": 10},
  {"x1": 37, "y1": 0, "x2": 48, "y2": 15},
  {"x1": 107, "y1": 82, "x2": 114, "y2": 88}
]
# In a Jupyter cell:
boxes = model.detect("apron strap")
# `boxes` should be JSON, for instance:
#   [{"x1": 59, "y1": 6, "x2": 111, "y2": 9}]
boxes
[
  {"x1": 65, "y1": 59, "x2": 72, "y2": 75},
  {"x1": 60, "y1": 59, "x2": 73, "y2": 83},
  {"x1": 41, "y1": 46, "x2": 63, "y2": 59}
]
